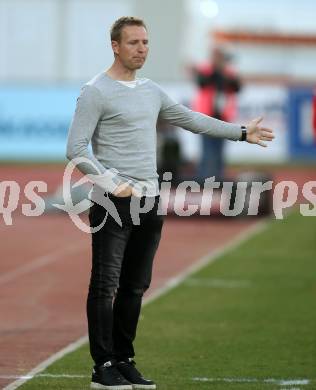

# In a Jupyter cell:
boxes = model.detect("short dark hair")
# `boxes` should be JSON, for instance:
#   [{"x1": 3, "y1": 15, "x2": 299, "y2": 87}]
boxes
[{"x1": 110, "y1": 16, "x2": 147, "y2": 42}]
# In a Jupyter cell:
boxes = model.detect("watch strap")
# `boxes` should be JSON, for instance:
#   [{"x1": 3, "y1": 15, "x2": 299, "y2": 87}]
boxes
[{"x1": 240, "y1": 125, "x2": 247, "y2": 141}]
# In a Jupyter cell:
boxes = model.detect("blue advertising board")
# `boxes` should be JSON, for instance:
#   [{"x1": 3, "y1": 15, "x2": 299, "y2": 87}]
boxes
[
  {"x1": 288, "y1": 87, "x2": 316, "y2": 160},
  {"x1": 0, "y1": 86, "x2": 80, "y2": 161}
]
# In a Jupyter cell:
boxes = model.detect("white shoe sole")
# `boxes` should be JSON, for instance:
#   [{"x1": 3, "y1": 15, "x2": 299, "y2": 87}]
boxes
[
  {"x1": 132, "y1": 385, "x2": 156, "y2": 389},
  {"x1": 91, "y1": 382, "x2": 133, "y2": 390}
]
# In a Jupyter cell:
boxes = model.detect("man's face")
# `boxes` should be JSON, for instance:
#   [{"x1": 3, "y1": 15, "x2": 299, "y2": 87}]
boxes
[{"x1": 112, "y1": 25, "x2": 149, "y2": 70}]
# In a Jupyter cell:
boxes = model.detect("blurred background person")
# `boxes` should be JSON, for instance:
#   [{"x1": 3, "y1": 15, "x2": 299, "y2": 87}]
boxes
[{"x1": 191, "y1": 46, "x2": 242, "y2": 182}]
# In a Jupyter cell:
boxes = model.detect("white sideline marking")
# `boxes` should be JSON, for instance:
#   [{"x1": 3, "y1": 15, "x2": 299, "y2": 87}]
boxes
[
  {"x1": 0, "y1": 243, "x2": 86, "y2": 286},
  {"x1": 193, "y1": 377, "x2": 310, "y2": 386},
  {"x1": 3, "y1": 220, "x2": 268, "y2": 390}
]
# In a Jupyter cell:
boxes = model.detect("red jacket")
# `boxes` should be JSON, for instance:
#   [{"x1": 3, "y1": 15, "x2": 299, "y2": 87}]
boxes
[{"x1": 191, "y1": 62, "x2": 239, "y2": 122}]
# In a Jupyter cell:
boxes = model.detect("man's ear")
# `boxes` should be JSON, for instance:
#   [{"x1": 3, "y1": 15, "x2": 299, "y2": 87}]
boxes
[{"x1": 111, "y1": 40, "x2": 119, "y2": 55}]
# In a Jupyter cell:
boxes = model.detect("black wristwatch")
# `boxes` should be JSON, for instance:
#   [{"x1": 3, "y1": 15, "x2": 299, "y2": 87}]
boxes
[{"x1": 240, "y1": 125, "x2": 247, "y2": 141}]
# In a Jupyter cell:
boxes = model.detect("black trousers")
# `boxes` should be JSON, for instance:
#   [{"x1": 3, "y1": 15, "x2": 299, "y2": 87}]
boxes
[{"x1": 87, "y1": 194, "x2": 164, "y2": 365}]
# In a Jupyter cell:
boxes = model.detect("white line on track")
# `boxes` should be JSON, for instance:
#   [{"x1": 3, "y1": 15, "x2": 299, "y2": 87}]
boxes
[
  {"x1": 0, "y1": 242, "x2": 86, "y2": 286},
  {"x1": 3, "y1": 220, "x2": 268, "y2": 390}
]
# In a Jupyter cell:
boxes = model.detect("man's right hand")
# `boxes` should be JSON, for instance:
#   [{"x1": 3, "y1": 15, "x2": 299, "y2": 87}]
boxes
[{"x1": 112, "y1": 183, "x2": 133, "y2": 197}]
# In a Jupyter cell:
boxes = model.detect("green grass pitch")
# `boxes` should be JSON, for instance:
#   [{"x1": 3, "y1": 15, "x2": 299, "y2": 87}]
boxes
[{"x1": 19, "y1": 211, "x2": 316, "y2": 389}]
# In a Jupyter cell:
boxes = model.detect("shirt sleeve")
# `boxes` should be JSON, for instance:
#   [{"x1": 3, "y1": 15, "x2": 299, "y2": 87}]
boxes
[
  {"x1": 158, "y1": 85, "x2": 242, "y2": 141},
  {"x1": 66, "y1": 84, "x2": 121, "y2": 193}
]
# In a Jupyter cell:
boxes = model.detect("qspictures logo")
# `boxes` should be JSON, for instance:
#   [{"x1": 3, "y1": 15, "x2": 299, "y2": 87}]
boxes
[{"x1": 0, "y1": 157, "x2": 315, "y2": 232}]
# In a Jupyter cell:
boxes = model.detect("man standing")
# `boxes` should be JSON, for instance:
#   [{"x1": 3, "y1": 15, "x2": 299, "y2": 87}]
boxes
[
  {"x1": 66, "y1": 17, "x2": 274, "y2": 390},
  {"x1": 192, "y1": 46, "x2": 241, "y2": 181}
]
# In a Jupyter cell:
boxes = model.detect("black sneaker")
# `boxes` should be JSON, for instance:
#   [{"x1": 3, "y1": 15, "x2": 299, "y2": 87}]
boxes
[
  {"x1": 116, "y1": 358, "x2": 156, "y2": 389},
  {"x1": 91, "y1": 360, "x2": 133, "y2": 389}
]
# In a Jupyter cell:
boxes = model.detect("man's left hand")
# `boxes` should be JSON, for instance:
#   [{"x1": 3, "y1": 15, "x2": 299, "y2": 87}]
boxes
[{"x1": 246, "y1": 117, "x2": 275, "y2": 147}]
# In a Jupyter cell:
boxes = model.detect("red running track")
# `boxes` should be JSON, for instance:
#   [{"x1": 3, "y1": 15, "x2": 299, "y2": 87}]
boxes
[{"x1": 0, "y1": 164, "x2": 314, "y2": 388}]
